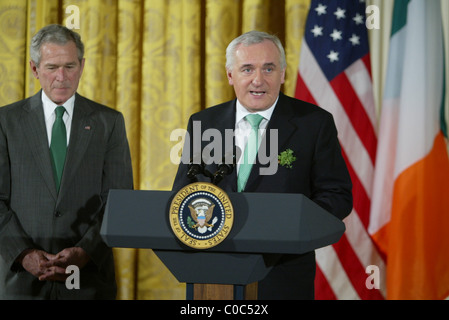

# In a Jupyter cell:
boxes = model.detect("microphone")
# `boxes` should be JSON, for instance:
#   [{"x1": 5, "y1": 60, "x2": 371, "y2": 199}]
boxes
[
  {"x1": 187, "y1": 155, "x2": 205, "y2": 181},
  {"x1": 187, "y1": 163, "x2": 204, "y2": 181},
  {"x1": 187, "y1": 155, "x2": 214, "y2": 181},
  {"x1": 213, "y1": 155, "x2": 236, "y2": 185}
]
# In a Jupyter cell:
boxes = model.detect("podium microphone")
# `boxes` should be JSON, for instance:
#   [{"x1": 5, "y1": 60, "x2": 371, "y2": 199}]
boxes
[
  {"x1": 187, "y1": 154, "x2": 205, "y2": 181},
  {"x1": 187, "y1": 155, "x2": 214, "y2": 181},
  {"x1": 187, "y1": 163, "x2": 204, "y2": 181},
  {"x1": 213, "y1": 155, "x2": 235, "y2": 185}
]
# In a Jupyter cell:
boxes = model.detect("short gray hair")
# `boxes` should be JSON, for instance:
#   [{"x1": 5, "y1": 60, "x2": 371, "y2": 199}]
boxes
[
  {"x1": 30, "y1": 24, "x2": 84, "y2": 67},
  {"x1": 225, "y1": 30, "x2": 286, "y2": 71}
]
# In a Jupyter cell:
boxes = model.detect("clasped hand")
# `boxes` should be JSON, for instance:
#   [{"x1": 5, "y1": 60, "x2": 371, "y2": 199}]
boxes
[{"x1": 20, "y1": 247, "x2": 89, "y2": 282}]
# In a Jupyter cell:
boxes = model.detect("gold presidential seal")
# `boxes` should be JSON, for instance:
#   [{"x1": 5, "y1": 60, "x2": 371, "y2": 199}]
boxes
[{"x1": 169, "y1": 182, "x2": 234, "y2": 249}]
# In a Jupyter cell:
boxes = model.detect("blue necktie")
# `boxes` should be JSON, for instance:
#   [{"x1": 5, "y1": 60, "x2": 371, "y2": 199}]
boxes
[
  {"x1": 50, "y1": 106, "x2": 67, "y2": 192},
  {"x1": 237, "y1": 114, "x2": 264, "y2": 192}
]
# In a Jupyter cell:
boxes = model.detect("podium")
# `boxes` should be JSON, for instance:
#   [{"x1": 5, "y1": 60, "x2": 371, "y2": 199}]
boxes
[{"x1": 100, "y1": 189, "x2": 345, "y2": 300}]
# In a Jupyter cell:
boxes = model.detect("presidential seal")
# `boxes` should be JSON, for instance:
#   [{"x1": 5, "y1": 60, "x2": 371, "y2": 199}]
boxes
[{"x1": 169, "y1": 182, "x2": 234, "y2": 249}]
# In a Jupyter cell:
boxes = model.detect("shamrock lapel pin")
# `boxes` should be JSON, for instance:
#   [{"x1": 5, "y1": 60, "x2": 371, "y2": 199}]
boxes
[{"x1": 278, "y1": 149, "x2": 296, "y2": 169}]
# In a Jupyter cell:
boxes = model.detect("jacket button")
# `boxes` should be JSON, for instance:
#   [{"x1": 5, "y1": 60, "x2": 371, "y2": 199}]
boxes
[{"x1": 54, "y1": 211, "x2": 62, "y2": 217}]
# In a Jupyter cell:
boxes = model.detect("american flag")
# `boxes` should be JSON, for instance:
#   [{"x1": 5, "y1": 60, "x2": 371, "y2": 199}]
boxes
[{"x1": 295, "y1": 0, "x2": 385, "y2": 299}]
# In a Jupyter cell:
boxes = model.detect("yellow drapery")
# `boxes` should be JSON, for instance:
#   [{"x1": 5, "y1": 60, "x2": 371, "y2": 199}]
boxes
[{"x1": 1, "y1": 0, "x2": 448, "y2": 300}]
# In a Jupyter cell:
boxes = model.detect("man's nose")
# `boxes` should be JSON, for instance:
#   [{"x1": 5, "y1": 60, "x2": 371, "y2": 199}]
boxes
[
  {"x1": 55, "y1": 67, "x2": 66, "y2": 81},
  {"x1": 252, "y1": 69, "x2": 264, "y2": 86}
]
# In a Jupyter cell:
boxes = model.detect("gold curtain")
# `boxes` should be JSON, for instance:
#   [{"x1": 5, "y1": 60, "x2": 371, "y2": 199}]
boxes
[{"x1": 0, "y1": 0, "x2": 310, "y2": 300}]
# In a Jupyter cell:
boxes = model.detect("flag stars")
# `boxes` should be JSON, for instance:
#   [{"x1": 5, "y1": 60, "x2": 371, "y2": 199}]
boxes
[
  {"x1": 334, "y1": 7, "x2": 346, "y2": 20},
  {"x1": 315, "y1": 3, "x2": 327, "y2": 16},
  {"x1": 327, "y1": 50, "x2": 339, "y2": 62},
  {"x1": 349, "y1": 34, "x2": 361, "y2": 46},
  {"x1": 311, "y1": 25, "x2": 323, "y2": 37},
  {"x1": 306, "y1": 5, "x2": 368, "y2": 68},
  {"x1": 353, "y1": 13, "x2": 365, "y2": 25},
  {"x1": 330, "y1": 29, "x2": 343, "y2": 41}
]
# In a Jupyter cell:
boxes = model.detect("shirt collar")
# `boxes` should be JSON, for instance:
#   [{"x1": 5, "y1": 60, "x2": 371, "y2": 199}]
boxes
[
  {"x1": 41, "y1": 90, "x2": 75, "y2": 120},
  {"x1": 235, "y1": 96, "x2": 279, "y2": 124}
]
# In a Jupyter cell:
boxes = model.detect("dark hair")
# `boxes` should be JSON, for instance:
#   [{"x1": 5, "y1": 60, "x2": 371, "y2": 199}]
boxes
[{"x1": 30, "y1": 24, "x2": 84, "y2": 67}]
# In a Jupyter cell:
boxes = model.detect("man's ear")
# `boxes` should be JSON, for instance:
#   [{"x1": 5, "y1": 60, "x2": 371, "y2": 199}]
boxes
[
  {"x1": 79, "y1": 58, "x2": 85, "y2": 75},
  {"x1": 280, "y1": 68, "x2": 286, "y2": 84},
  {"x1": 227, "y1": 69, "x2": 234, "y2": 86},
  {"x1": 30, "y1": 60, "x2": 39, "y2": 79}
]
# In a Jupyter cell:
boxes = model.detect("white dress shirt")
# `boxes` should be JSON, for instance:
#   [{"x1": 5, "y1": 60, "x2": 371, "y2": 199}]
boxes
[
  {"x1": 42, "y1": 91, "x2": 74, "y2": 147},
  {"x1": 234, "y1": 97, "x2": 278, "y2": 173}
]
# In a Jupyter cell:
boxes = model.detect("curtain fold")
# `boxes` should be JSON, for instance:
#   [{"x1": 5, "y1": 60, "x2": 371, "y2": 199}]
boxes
[{"x1": 0, "y1": 1, "x2": 27, "y2": 103}]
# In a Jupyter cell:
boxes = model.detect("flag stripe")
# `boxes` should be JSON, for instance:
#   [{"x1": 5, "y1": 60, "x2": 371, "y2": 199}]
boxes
[
  {"x1": 367, "y1": 99, "x2": 398, "y2": 237},
  {"x1": 295, "y1": 73, "x2": 317, "y2": 106},
  {"x1": 297, "y1": 0, "x2": 384, "y2": 299},
  {"x1": 344, "y1": 208, "x2": 387, "y2": 291},
  {"x1": 330, "y1": 71, "x2": 377, "y2": 163},
  {"x1": 369, "y1": 0, "x2": 449, "y2": 299},
  {"x1": 335, "y1": 147, "x2": 385, "y2": 298},
  {"x1": 391, "y1": 0, "x2": 410, "y2": 36},
  {"x1": 341, "y1": 148, "x2": 371, "y2": 229},
  {"x1": 314, "y1": 265, "x2": 337, "y2": 300},
  {"x1": 315, "y1": 245, "x2": 360, "y2": 299},
  {"x1": 387, "y1": 133, "x2": 449, "y2": 299},
  {"x1": 344, "y1": 57, "x2": 377, "y2": 134},
  {"x1": 361, "y1": 54, "x2": 373, "y2": 80},
  {"x1": 299, "y1": 42, "x2": 375, "y2": 197},
  {"x1": 333, "y1": 234, "x2": 384, "y2": 300}
]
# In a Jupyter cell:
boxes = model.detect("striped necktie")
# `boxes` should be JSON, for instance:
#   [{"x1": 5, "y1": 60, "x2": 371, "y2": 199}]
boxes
[
  {"x1": 50, "y1": 106, "x2": 67, "y2": 192},
  {"x1": 237, "y1": 114, "x2": 264, "y2": 192}
]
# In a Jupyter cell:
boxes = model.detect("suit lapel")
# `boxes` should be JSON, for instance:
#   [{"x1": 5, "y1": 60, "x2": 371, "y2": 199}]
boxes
[
  {"x1": 59, "y1": 94, "x2": 94, "y2": 197},
  {"x1": 264, "y1": 93, "x2": 298, "y2": 152},
  {"x1": 211, "y1": 100, "x2": 238, "y2": 192},
  {"x1": 244, "y1": 93, "x2": 297, "y2": 191},
  {"x1": 21, "y1": 91, "x2": 59, "y2": 199}
]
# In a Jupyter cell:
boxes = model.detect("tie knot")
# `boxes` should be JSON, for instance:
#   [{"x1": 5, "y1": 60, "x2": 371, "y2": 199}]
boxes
[
  {"x1": 55, "y1": 106, "x2": 66, "y2": 119},
  {"x1": 245, "y1": 113, "x2": 264, "y2": 129}
]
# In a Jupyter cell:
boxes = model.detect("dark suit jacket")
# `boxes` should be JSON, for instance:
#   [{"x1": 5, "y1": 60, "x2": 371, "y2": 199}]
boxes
[
  {"x1": 0, "y1": 91, "x2": 133, "y2": 299},
  {"x1": 172, "y1": 92, "x2": 352, "y2": 299}
]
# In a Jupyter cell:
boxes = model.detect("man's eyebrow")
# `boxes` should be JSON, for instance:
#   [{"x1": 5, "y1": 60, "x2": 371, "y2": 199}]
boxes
[
  {"x1": 263, "y1": 62, "x2": 277, "y2": 67},
  {"x1": 239, "y1": 62, "x2": 277, "y2": 68},
  {"x1": 44, "y1": 61, "x2": 77, "y2": 67}
]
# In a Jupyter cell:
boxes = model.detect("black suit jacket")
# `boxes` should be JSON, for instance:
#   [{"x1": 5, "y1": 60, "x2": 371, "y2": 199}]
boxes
[
  {"x1": 0, "y1": 91, "x2": 133, "y2": 299},
  {"x1": 172, "y1": 93, "x2": 352, "y2": 299}
]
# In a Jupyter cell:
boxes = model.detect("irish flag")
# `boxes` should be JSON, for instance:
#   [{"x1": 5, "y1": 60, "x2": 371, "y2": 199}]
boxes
[{"x1": 369, "y1": 0, "x2": 449, "y2": 299}]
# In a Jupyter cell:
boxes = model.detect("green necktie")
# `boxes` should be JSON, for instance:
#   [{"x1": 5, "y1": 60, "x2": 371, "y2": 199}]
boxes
[
  {"x1": 237, "y1": 114, "x2": 264, "y2": 192},
  {"x1": 50, "y1": 106, "x2": 67, "y2": 192}
]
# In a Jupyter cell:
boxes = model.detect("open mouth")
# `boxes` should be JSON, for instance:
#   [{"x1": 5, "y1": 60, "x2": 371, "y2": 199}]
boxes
[{"x1": 250, "y1": 91, "x2": 265, "y2": 96}]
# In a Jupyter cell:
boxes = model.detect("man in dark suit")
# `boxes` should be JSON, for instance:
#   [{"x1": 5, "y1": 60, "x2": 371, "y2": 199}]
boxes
[
  {"x1": 0, "y1": 24, "x2": 133, "y2": 299},
  {"x1": 172, "y1": 30, "x2": 352, "y2": 299}
]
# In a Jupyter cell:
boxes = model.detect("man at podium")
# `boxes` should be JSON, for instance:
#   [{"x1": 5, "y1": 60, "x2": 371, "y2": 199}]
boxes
[{"x1": 172, "y1": 31, "x2": 352, "y2": 299}]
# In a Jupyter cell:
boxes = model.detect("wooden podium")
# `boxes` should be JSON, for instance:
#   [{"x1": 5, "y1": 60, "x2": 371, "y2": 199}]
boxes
[{"x1": 100, "y1": 189, "x2": 345, "y2": 300}]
